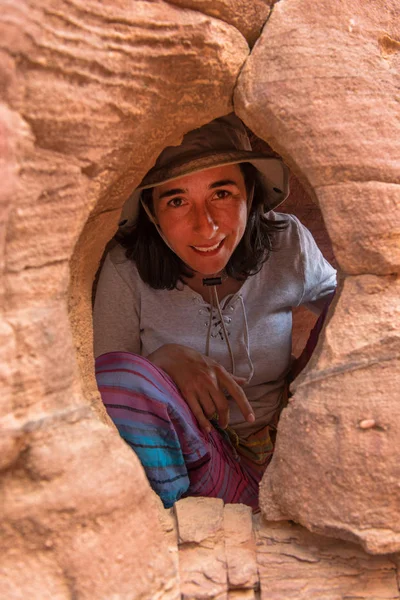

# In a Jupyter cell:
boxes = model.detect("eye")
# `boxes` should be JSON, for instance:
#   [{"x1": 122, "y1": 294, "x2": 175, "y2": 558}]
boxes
[
  {"x1": 167, "y1": 197, "x2": 184, "y2": 208},
  {"x1": 214, "y1": 189, "x2": 231, "y2": 200}
]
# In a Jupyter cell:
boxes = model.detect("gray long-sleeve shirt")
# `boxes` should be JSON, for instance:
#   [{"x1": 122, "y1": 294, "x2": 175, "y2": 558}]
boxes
[{"x1": 93, "y1": 212, "x2": 336, "y2": 437}]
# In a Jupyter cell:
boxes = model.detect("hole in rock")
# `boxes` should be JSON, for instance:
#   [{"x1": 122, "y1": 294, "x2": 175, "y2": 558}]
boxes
[{"x1": 70, "y1": 113, "x2": 337, "y2": 517}]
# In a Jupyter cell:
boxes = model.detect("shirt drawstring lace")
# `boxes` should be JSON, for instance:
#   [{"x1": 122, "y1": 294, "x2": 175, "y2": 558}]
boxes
[
  {"x1": 238, "y1": 293, "x2": 255, "y2": 383},
  {"x1": 209, "y1": 285, "x2": 236, "y2": 375},
  {"x1": 205, "y1": 285, "x2": 254, "y2": 385}
]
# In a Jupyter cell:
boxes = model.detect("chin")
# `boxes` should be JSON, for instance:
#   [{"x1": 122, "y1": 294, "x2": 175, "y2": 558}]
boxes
[
  {"x1": 193, "y1": 262, "x2": 228, "y2": 276},
  {"x1": 197, "y1": 270, "x2": 222, "y2": 277},
  {"x1": 181, "y1": 248, "x2": 232, "y2": 276}
]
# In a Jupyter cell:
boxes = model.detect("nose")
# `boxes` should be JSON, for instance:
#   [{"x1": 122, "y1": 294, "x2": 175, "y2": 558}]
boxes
[{"x1": 192, "y1": 204, "x2": 218, "y2": 238}]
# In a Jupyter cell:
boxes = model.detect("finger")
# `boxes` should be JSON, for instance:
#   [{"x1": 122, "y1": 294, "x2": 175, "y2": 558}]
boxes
[
  {"x1": 188, "y1": 376, "x2": 217, "y2": 419},
  {"x1": 184, "y1": 391, "x2": 212, "y2": 433},
  {"x1": 209, "y1": 388, "x2": 230, "y2": 429},
  {"x1": 232, "y1": 375, "x2": 247, "y2": 387},
  {"x1": 191, "y1": 373, "x2": 219, "y2": 418},
  {"x1": 197, "y1": 394, "x2": 218, "y2": 421},
  {"x1": 217, "y1": 368, "x2": 255, "y2": 423}
]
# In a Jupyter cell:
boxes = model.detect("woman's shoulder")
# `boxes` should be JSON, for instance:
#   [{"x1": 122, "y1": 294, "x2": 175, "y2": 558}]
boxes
[
  {"x1": 106, "y1": 243, "x2": 135, "y2": 268},
  {"x1": 102, "y1": 243, "x2": 141, "y2": 285},
  {"x1": 265, "y1": 210, "x2": 305, "y2": 249},
  {"x1": 107, "y1": 242, "x2": 129, "y2": 263},
  {"x1": 266, "y1": 210, "x2": 300, "y2": 227}
]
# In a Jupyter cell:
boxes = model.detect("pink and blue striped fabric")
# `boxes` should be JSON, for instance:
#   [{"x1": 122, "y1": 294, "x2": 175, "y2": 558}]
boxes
[{"x1": 95, "y1": 352, "x2": 264, "y2": 509}]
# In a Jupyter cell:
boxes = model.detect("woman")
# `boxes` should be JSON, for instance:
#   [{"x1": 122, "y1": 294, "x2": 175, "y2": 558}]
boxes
[{"x1": 93, "y1": 114, "x2": 336, "y2": 509}]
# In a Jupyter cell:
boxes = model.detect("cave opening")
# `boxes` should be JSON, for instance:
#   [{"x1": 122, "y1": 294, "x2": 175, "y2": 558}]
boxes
[{"x1": 69, "y1": 113, "x2": 338, "y2": 511}]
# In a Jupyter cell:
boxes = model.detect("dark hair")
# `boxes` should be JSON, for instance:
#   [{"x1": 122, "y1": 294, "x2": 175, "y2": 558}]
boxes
[{"x1": 116, "y1": 163, "x2": 288, "y2": 289}]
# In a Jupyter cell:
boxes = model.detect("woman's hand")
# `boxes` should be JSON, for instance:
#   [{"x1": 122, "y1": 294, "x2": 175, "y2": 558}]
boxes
[{"x1": 147, "y1": 344, "x2": 255, "y2": 433}]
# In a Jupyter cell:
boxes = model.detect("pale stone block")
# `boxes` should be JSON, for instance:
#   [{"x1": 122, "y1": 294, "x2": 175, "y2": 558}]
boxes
[
  {"x1": 159, "y1": 508, "x2": 181, "y2": 600},
  {"x1": 176, "y1": 497, "x2": 228, "y2": 599},
  {"x1": 224, "y1": 504, "x2": 258, "y2": 590},
  {"x1": 175, "y1": 497, "x2": 225, "y2": 544},
  {"x1": 228, "y1": 590, "x2": 257, "y2": 600}
]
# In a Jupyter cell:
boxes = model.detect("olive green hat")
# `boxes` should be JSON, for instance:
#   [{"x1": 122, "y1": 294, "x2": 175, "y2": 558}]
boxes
[{"x1": 119, "y1": 114, "x2": 289, "y2": 228}]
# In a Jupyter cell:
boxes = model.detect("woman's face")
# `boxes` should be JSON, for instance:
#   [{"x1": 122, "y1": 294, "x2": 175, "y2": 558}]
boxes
[{"x1": 152, "y1": 164, "x2": 248, "y2": 275}]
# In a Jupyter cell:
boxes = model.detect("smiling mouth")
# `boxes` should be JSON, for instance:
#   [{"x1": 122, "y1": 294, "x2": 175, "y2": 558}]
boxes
[{"x1": 191, "y1": 239, "x2": 225, "y2": 253}]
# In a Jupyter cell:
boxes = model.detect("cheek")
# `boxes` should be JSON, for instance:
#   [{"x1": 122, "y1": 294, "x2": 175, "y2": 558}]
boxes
[
  {"x1": 156, "y1": 210, "x2": 174, "y2": 232},
  {"x1": 157, "y1": 215, "x2": 187, "y2": 247},
  {"x1": 230, "y1": 203, "x2": 248, "y2": 237}
]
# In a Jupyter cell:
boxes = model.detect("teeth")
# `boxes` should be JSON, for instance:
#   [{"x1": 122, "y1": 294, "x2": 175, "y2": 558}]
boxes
[{"x1": 193, "y1": 241, "x2": 222, "y2": 252}]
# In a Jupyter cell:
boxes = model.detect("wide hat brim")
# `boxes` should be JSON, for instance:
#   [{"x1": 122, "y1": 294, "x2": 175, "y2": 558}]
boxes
[{"x1": 119, "y1": 151, "x2": 290, "y2": 229}]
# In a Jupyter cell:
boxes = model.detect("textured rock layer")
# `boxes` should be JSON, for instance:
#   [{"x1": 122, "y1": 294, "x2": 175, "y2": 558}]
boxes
[
  {"x1": 166, "y1": 0, "x2": 272, "y2": 46},
  {"x1": 0, "y1": 1, "x2": 247, "y2": 597},
  {"x1": 173, "y1": 499, "x2": 399, "y2": 600},
  {"x1": 235, "y1": 0, "x2": 400, "y2": 275},
  {"x1": 235, "y1": 0, "x2": 400, "y2": 553}
]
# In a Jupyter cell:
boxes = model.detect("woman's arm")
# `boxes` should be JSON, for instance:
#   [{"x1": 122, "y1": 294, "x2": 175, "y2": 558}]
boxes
[
  {"x1": 293, "y1": 216, "x2": 337, "y2": 315},
  {"x1": 93, "y1": 251, "x2": 141, "y2": 358},
  {"x1": 304, "y1": 291, "x2": 336, "y2": 315}
]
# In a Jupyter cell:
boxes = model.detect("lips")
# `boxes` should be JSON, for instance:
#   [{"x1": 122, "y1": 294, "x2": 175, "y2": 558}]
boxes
[{"x1": 191, "y1": 238, "x2": 225, "y2": 255}]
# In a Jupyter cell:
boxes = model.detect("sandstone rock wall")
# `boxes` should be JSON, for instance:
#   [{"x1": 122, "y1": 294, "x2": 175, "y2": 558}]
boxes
[
  {"x1": 235, "y1": 0, "x2": 400, "y2": 554},
  {"x1": 0, "y1": 1, "x2": 248, "y2": 597},
  {"x1": 1, "y1": 0, "x2": 399, "y2": 597}
]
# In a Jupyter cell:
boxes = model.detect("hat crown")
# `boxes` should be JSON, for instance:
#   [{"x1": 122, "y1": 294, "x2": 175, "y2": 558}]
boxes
[{"x1": 153, "y1": 114, "x2": 252, "y2": 170}]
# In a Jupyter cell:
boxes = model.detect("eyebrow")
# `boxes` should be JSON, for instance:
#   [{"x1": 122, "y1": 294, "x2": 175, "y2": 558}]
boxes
[
  {"x1": 158, "y1": 188, "x2": 186, "y2": 200},
  {"x1": 209, "y1": 179, "x2": 239, "y2": 189},
  {"x1": 158, "y1": 179, "x2": 239, "y2": 200}
]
